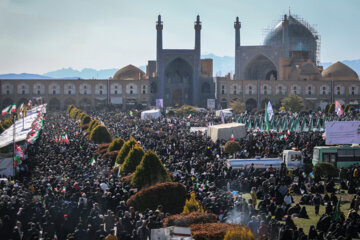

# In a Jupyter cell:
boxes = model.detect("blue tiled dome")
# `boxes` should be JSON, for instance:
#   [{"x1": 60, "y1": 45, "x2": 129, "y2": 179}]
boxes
[{"x1": 264, "y1": 15, "x2": 317, "y2": 62}]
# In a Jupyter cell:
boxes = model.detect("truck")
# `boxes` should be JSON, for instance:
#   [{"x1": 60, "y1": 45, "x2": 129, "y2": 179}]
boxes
[{"x1": 227, "y1": 149, "x2": 303, "y2": 170}]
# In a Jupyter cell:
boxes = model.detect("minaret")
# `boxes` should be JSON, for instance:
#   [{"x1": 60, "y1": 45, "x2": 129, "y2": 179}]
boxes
[
  {"x1": 282, "y1": 14, "x2": 289, "y2": 58},
  {"x1": 193, "y1": 15, "x2": 201, "y2": 106},
  {"x1": 156, "y1": 15, "x2": 164, "y2": 102},
  {"x1": 234, "y1": 17, "x2": 241, "y2": 79}
]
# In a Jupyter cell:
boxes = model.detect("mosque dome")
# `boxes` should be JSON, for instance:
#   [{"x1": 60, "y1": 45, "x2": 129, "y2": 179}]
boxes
[
  {"x1": 322, "y1": 61, "x2": 359, "y2": 81},
  {"x1": 113, "y1": 65, "x2": 145, "y2": 80},
  {"x1": 264, "y1": 15, "x2": 318, "y2": 62}
]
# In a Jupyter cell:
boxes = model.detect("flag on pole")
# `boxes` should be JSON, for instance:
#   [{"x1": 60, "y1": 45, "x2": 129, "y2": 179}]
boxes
[
  {"x1": 187, "y1": 114, "x2": 192, "y2": 119},
  {"x1": 27, "y1": 100, "x2": 32, "y2": 108},
  {"x1": 19, "y1": 103, "x2": 24, "y2": 113},
  {"x1": 264, "y1": 102, "x2": 269, "y2": 132},
  {"x1": 2, "y1": 103, "x2": 16, "y2": 115},
  {"x1": 89, "y1": 157, "x2": 96, "y2": 166},
  {"x1": 2, "y1": 105, "x2": 11, "y2": 115},
  {"x1": 230, "y1": 130, "x2": 235, "y2": 141},
  {"x1": 267, "y1": 101, "x2": 274, "y2": 121},
  {"x1": 335, "y1": 100, "x2": 343, "y2": 117},
  {"x1": 308, "y1": 117, "x2": 313, "y2": 132}
]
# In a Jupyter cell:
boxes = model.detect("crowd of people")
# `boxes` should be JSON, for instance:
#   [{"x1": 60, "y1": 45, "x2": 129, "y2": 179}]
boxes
[{"x1": 0, "y1": 107, "x2": 360, "y2": 240}]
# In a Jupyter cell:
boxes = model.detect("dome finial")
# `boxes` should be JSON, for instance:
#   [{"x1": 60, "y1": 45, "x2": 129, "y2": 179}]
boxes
[{"x1": 289, "y1": 6, "x2": 291, "y2": 16}]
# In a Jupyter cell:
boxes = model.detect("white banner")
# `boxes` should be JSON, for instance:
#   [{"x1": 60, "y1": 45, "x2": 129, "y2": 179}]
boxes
[
  {"x1": 156, "y1": 99, "x2": 163, "y2": 108},
  {"x1": 0, "y1": 158, "x2": 14, "y2": 177},
  {"x1": 207, "y1": 99, "x2": 215, "y2": 110},
  {"x1": 325, "y1": 121, "x2": 360, "y2": 145}
]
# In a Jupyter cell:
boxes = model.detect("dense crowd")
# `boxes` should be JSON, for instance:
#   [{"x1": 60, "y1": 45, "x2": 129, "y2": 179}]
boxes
[{"x1": 0, "y1": 108, "x2": 360, "y2": 240}]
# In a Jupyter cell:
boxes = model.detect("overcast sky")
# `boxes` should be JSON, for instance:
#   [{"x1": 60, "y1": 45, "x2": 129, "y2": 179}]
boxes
[{"x1": 0, "y1": 0, "x2": 359, "y2": 74}]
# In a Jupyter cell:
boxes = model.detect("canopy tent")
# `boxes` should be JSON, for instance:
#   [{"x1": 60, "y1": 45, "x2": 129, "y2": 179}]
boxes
[
  {"x1": 0, "y1": 105, "x2": 45, "y2": 149},
  {"x1": 140, "y1": 109, "x2": 161, "y2": 120},
  {"x1": 215, "y1": 110, "x2": 233, "y2": 117},
  {"x1": 207, "y1": 123, "x2": 246, "y2": 142}
]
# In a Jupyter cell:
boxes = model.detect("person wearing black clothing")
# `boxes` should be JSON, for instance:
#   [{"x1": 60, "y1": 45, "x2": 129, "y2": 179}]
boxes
[{"x1": 136, "y1": 220, "x2": 150, "y2": 240}]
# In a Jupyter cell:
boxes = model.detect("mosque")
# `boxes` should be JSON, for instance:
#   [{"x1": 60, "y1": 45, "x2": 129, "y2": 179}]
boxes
[{"x1": 1, "y1": 14, "x2": 359, "y2": 111}]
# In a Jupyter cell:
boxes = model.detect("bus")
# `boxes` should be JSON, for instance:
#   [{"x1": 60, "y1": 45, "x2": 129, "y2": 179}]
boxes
[{"x1": 312, "y1": 145, "x2": 360, "y2": 167}]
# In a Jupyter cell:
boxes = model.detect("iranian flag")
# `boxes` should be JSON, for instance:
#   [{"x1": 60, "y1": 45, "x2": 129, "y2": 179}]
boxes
[
  {"x1": 89, "y1": 157, "x2": 96, "y2": 166},
  {"x1": 187, "y1": 114, "x2": 192, "y2": 119},
  {"x1": 230, "y1": 130, "x2": 235, "y2": 141},
  {"x1": 27, "y1": 100, "x2": 32, "y2": 108},
  {"x1": 19, "y1": 103, "x2": 24, "y2": 113},
  {"x1": 2, "y1": 103, "x2": 15, "y2": 115},
  {"x1": 63, "y1": 134, "x2": 69, "y2": 144}
]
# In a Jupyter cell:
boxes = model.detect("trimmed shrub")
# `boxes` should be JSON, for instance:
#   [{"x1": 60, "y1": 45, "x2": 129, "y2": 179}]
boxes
[
  {"x1": 79, "y1": 112, "x2": 87, "y2": 121},
  {"x1": 349, "y1": 106, "x2": 355, "y2": 112},
  {"x1": 121, "y1": 146, "x2": 145, "y2": 175},
  {"x1": 174, "y1": 105, "x2": 198, "y2": 116},
  {"x1": 126, "y1": 182, "x2": 186, "y2": 214},
  {"x1": 90, "y1": 125, "x2": 112, "y2": 144},
  {"x1": 190, "y1": 223, "x2": 254, "y2": 240},
  {"x1": 324, "y1": 104, "x2": 330, "y2": 113},
  {"x1": 115, "y1": 137, "x2": 138, "y2": 164},
  {"x1": 224, "y1": 141, "x2": 241, "y2": 154},
  {"x1": 131, "y1": 150, "x2": 171, "y2": 189},
  {"x1": 67, "y1": 104, "x2": 75, "y2": 113},
  {"x1": 328, "y1": 103, "x2": 335, "y2": 114},
  {"x1": 81, "y1": 115, "x2": 91, "y2": 125},
  {"x1": 313, "y1": 162, "x2": 338, "y2": 178},
  {"x1": 344, "y1": 104, "x2": 350, "y2": 112},
  {"x1": 88, "y1": 120, "x2": 100, "y2": 132},
  {"x1": 183, "y1": 192, "x2": 205, "y2": 213},
  {"x1": 69, "y1": 107, "x2": 81, "y2": 119},
  {"x1": 163, "y1": 212, "x2": 217, "y2": 227},
  {"x1": 224, "y1": 228, "x2": 255, "y2": 240},
  {"x1": 2, "y1": 119, "x2": 13, "y2": 129},
  {"x1": 107, "y1": 138, "x2": 125, "y2": 152}
]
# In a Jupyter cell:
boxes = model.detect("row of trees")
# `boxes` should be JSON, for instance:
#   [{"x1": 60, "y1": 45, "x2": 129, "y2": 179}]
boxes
[
  {"x1": 230, "y1": 93, "x2": 356, "y2": 114},
  {"x1": 67, "y1": 104, "x2": 112, "y2": 144}
]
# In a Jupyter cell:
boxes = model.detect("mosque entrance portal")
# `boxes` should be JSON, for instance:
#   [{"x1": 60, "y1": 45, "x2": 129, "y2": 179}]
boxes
[
  {"x1": 164, "y1": 58, "x2": 193, "y2": 106},
  {"x1": 172, "y1": 89, "x2": 183, "y2": 107}
]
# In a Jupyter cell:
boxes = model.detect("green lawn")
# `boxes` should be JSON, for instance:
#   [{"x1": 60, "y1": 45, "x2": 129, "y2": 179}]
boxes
[{"x1": 240, "y1": 192, "x2": 355, "y2": 235}]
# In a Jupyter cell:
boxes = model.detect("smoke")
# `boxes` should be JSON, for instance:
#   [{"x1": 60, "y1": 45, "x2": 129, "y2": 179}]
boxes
[{"x1": 224, "y1": 207, "x2": 247, "y2": 225}]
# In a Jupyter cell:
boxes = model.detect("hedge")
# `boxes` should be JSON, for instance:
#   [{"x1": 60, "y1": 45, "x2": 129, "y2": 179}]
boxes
[
  {"x1": 81, "y1": 115, "x2": 91, "y2": 125},
  {"x1": 116, "y1": 137, "x2": 138, "y2": 164},
  {"x1": 0, "y1": 124, "x2": 4, "y2": 134},
  {"x1": 2, "y1": 119, "x2": 13, "y2": 129},
  {"x1": 163, "y1": 212, "x2": 217, "y2": 227},
  {"x1": 190, "y1": 223, "x2": 254, "y2": 240},
  {"x1": 121, "y1": 146, "x2": 145, "y2": 175},
  {"x1": 107, "y1": 138, "x2": 125, "y2": 152},
  {"x1": 313, "y1": 162, "x2": 338, "y2": 178},
  {"x1": 183, "y1": 192, "x2": 205, "y2": 213},
  {"x1": 126, "y1": 182, "x2": 186, "y2": 214},
  {"x1": 67, "y1": 104, "x2": 75, "y2": 113},
  {"x1": 224, "y1": 141, "x2": 241, "y2": 154},
  {"x1": 131, "y1": 150, "x2": 171, "y2": 189},
  {"x1": 90, "y1": 125, "x2": 112, "y2": 144},
  {"x1": 224, "y1": 228, "x2": 255, "y2": 240},
  {"x1": 88, "y1": 120, "x2": 100, "y2": 132}
]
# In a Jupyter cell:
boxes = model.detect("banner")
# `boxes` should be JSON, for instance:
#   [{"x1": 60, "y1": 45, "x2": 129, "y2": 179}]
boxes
[
  {"x1": 0, "y1": 158, "x2": 14, "y2": 177},
  {"x1": 325, "y1": 121, "x2": 360, "y2": 145},
  {"x1": 207, "y1": 99, "x2": 215, "y2": 110},
  {"x1": 156, "y1": 99, "x2": 163, "y2": 108}
]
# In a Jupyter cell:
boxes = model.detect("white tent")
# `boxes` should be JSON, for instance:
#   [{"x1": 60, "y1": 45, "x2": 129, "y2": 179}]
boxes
[
  {"x1": 207, "y1": 123, "x2": 246, "y2": 142},
  {"x1": 215, "y1": 110, "x2": 233, "y2": 117},
  {"x1": 0, "y1": 105, "x2": 45, "y2": 149},
  {"x1": 140, "y1": 109, "x2": 161, "y2": 120}
]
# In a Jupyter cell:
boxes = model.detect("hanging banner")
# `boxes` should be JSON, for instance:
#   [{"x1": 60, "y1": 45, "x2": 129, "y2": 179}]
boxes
[
  {"x1": 207, "y1": 99, "x2": 215, "y2": 110},
  {"x1": 325, "y1": 121, "x2": 360, "y2": 145},
  {"x1": 156, "y1": 99, "x2": 163, "y2": 108}
]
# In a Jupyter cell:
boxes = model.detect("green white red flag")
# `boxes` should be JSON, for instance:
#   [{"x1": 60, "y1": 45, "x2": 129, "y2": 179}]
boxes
[{"x1": 2, "y1": 103, "x2": 16, "y2": 115}]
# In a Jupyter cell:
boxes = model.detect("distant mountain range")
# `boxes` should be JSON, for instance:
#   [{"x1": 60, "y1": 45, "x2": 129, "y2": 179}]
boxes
[{"x1": 1, "y1": 55, "x2": 359, "y2": 79}]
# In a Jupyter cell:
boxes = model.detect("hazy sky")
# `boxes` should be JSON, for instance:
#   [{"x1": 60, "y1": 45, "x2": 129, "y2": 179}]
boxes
[{"x1": 0, "y1": 0, "x2": 359, "y2": 74}]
